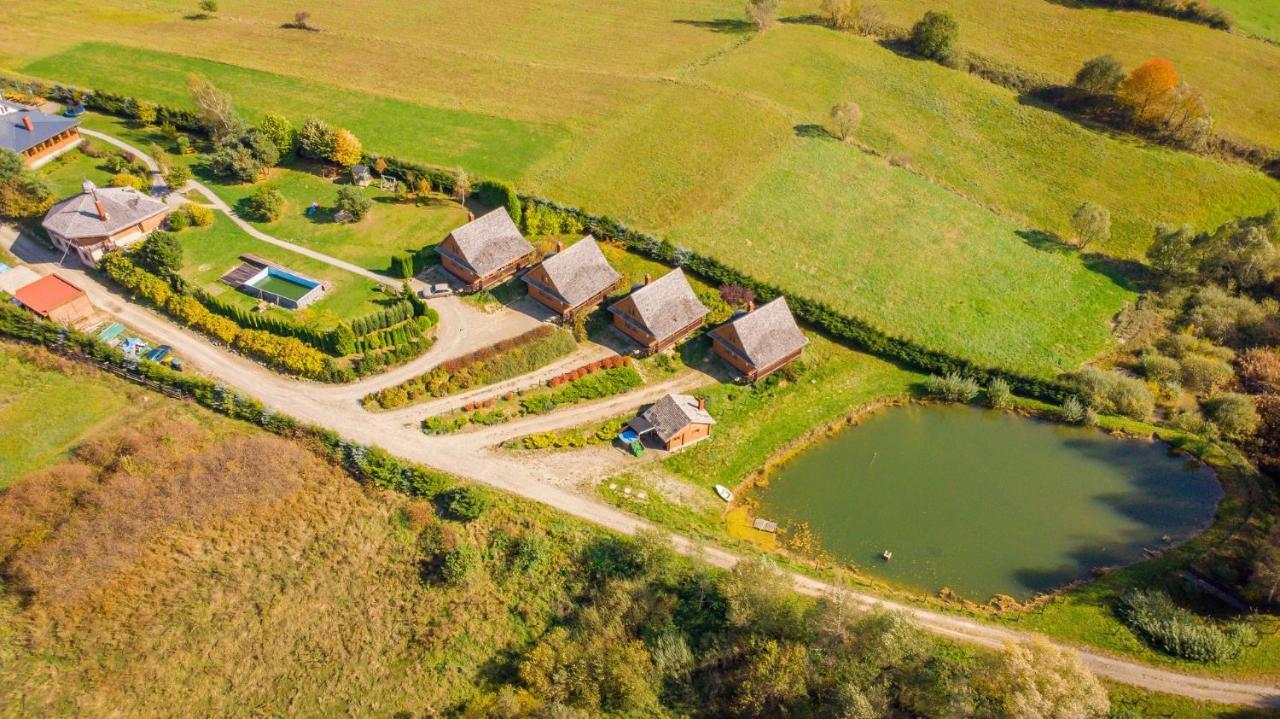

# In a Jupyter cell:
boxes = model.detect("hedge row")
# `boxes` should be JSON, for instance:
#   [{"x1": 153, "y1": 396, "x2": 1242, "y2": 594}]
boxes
[
  {"x1": 0, "y1": 74, "x2": 204, "y2": 134},
  {"x1": 195, "y1": 287, "x2": 336, "y2": 353},
  {"x1": 512, "y1": 195, "x2": 1073, "y2": 403},
  {"x1": 350, "y1": 300, "x2": 415, "y2": 337},
  {"x1": 373, "y1": 155, "x2": 459, "y2": 195},
  {"x1": 364, "y1": 326, "x2": 577, "y2": 410},
  {"x1": 0, "y1": 300, "x2": 455, "y2": 499}
]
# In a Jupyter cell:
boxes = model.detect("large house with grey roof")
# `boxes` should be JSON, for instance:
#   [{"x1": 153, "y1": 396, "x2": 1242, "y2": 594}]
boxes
[
  {"x1": 710, "y1": 296, "x2": 809, "y2": 381},
  {"x1": 0, "y1": 101, "x2": 81, "y2": 168},
  {"x1": 437, "y1": 207, "x2": 535, "y2": 291},
  {"x1": 627, "y1": 393, "x2": 716, "y2": 451},
  {"x1": 522, "y1": 236, "x2": 621, "y2": 321},
  {"x1": 608, "y1": 268, "x2": 708, "y2": 354},
  {"x1": 42, "y1": 180, "x2": 170, "y2": 267}
]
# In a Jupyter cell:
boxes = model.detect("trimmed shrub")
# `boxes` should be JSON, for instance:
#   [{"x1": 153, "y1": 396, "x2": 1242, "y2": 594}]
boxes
[
  {"x1": 474, "y1": 179, "x2": 521, "y2": 226},
  {"x1": 444, "y1": 486, "x2": 490, "y2": 522},
  {"x1": 390, "y1": 252, "x2": 415, "y2": 279},
  {"x1": 241, "y1": 185, "x2": 285, "y2": 222}
]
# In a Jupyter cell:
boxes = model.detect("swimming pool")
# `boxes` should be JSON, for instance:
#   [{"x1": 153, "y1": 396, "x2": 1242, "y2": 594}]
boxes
[{"x1": 242, "y1": 267, "x2": 324, "y2": 308}]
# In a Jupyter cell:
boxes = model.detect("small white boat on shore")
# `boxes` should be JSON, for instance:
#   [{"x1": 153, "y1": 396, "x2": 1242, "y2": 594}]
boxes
[
  {"x1": 714, "y1": 484, "x2": 734, "y2": 502},
  {"x1": 882, "y1": 550, "x2": 893, "y2": 562}
]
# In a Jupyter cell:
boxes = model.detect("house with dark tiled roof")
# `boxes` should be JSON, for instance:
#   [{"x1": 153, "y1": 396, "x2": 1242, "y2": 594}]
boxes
[
  {"x1": 522, "y1": 236, "x2": 621, "y2": 320},
  {"x1": 627, "y1": 393, "x2": 715, "y2": 451},
  {"x1": 437, "y1": 207, "x2": 535, "y2": 291},
  {"x1": 0, "y1": 101, "x2": 81, "y2": 168},
  {"x1": 41, "y1": 180, "x2": 170, "y2": 267},
  {"x1": 607, "y1": 269, "x2": 708, "y2": 354},
  {"x1": 710, "y1": 297, "x2": 809, "y2": 381}
]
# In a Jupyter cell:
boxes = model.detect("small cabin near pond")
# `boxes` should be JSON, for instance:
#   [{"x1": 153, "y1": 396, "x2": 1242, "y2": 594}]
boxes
[
  {"x1": 437, "y1": 207, "x2": 535, "y2": 292},
  {"x1": 607, "y1": 269, "x2": 708, "y2": 354},
  {"x1": 710, "y1": 296, "x2": 809, "y2": 381},
  {"x1": 41, "y1": 180, "x2": 169, "y2": 267},
  {"x1": 627, "y1": 393, "x2": 716, "y2": 451},
  {"x1": 522, "y1": 236, "x2": 621, "y2": 321}
]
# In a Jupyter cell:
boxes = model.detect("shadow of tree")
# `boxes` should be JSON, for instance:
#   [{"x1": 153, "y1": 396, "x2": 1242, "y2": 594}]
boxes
[
  {"x1": 779, "y1": 14, "x2": 825, "y2": 26},
  {"x1": 1015, "y1": 230, "x2": 1150, "y2": 293},
  {"x1": 793, "y1": 124, "x2": 833, "y2": 140},
  {"x1": 671, "y1": 18, "x2": 752, "y2": 34},
  {"x1": 1016, "y1": 229, "x2": 1073, "y2": 254}
]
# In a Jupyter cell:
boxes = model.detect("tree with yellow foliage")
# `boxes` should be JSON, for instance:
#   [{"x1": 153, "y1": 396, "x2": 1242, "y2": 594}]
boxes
[{"x1": 331, "y1": 129, "x2": 363, "y2": 167}]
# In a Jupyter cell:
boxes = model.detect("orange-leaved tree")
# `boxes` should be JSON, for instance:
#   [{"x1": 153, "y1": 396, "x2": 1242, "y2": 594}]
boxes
[{"x1": 1119, "y1": 58, "x2": 1180, "y2": 123}]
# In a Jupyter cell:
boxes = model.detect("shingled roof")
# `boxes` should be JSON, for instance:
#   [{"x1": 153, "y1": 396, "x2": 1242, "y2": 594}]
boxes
[
  {"x1": 711, "y1": 297, "x2": 809, "y2": 371},
  {"x1": 631, "y1": 394, "x2": 716, "y2": 443},
  {"x1": 41, "y1": 181, "x2": 167, "y2": 242},
  {"x1": 0, "y1": 101, "x2": 79, "y2": 155},
  {"x1": 523, "y1": 236, "x2": 621, "y2": 306},
  {"x1": 444, "y1": 207, "x2": 534, "y2": 277},
  {"x1": 609, "y1": 269, "x2": 708, "y2": 342}
]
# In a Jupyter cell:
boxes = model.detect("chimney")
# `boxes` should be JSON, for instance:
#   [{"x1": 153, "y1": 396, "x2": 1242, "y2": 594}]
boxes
[
  {"x1": 697, "y1": 396, "x2": 706, "y2": 411},
  {"x1": 643, "y1": 273, "x2": 651, "y2": 286},
  {"x1": 467, "y1": 211, "x2": 475, "y2": 221},
  {"x1": 21, "y1": 115, "x2": 33, "y2": 132},
  {"x1": 555, "y1": 240, "x2": 564, "y2": 253},
  {"x1": 746, "y1": 299, "x2": 755, "y2": 313},
  {"x1": 95, "y1": 199, "x2": 109, "y2": 222}
]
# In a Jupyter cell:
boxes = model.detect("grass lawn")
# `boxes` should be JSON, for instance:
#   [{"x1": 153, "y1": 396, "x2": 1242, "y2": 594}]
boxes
[
  {"x1": 201, "y1": 163, "x2": 469, "y2": 274},
  {"x1": 1214, "y1": 0, "x2": 1280, "y2": 42},
  {"x1": 852, "y1": 0, "x2": 1280, "y2": 149},
  {"x1": 0, "y1": 344, "x2": 165, "y2": 488},
  {"x1": 1106, "y1": 683, "x2": 1279, "y2": 718},
  {"x1": 670, "y1": 136, "x2": 1134, "y2": 375},
  {"x1": 37, "y1": 145, "x2": 125, "y2": 198},
  {"x1": 176, "y1": 214, "x2": 397, "y2": 325},
  {"x1": 22, "y1": 43, "x2": 568, "y2": 181},
  {"x1": 664, "y1": 336, "x2": 920, "y2": 490}
]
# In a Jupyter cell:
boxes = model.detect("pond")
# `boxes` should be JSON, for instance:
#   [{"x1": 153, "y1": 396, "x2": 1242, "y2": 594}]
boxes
[{"x1": 754, "y1": 404, "x2": 1223, "y2": 601}]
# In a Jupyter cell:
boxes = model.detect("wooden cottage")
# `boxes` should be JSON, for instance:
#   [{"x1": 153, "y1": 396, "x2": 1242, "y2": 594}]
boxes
[
  {"x1": 607, "y1": 269, "x2": 708, "y2": 354},
  {"x1": 13, "y1": 273, "x2": 96, "y2": 326},
  {"x1": 627, "y1": 394, "x2": 716, "y2": 451},
  {"x1": 522, "y1": 236, "x2": 621, "y2": 321},
  {"x1": 41, "y1": 180, "x2": 169, "y2": 267},
  {"x1": 437, "y1": 207, "x2": 535, "y2": 292},
  {"x1": 0, "y1": 100, "x2": 81, "y2": 168},
  {"x1": 710, "y1": 296, "x2": 809, "y2": 381}
]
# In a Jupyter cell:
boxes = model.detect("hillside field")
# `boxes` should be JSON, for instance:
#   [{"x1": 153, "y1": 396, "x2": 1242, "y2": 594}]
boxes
[{"x1": 5, "y1": 1, "x2": 1279, "y2": 377}]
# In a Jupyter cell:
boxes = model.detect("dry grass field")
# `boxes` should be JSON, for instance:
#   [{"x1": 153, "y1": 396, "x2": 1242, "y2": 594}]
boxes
[{"x1": 0, "y1": 344, "x2": 599, "y2": 717}]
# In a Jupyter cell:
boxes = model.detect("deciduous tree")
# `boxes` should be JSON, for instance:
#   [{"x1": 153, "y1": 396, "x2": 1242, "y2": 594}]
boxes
[
  {"x1": 975, "y1": 638, "x2": 1109, "y2": 719},
  {"x1": 746, "y1": 0, "x2": 781, "y2": 30},
  {"x1": 1070, "y1": 201, "x2": 1110, "y2": 249},
  {"x1": 1118, "y1": 58, "x2": 1179, "y2": 123},
  {"x1": 331, "y1": 129, "x2": 363, "y2": 167},
  {"x1": 820, "y1": 0, "x2": 858, "y2": 29},
  {"x1": 910, "y1": 10, "x2": 959, "y2": 62},
  {"x1": 0, "y1": 148, "x2": 54, "y2": 218},
  {"x1": 829, "y1": 101, "x2": 863, "y2": 142},
  {"x1": 258, "y1": 113, "x2": 296, "y2": 156},
  {"x1": 1073, "y1": 54, "x2": 1125, "y2": 96},
  {"x1": 186, "y1": 73, "x2": 243, "y2": 142}
]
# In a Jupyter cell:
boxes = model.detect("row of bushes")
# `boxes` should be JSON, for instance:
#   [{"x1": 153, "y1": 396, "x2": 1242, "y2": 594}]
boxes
[
  {"x1": 364, "y1": 326, "x2": 578, "y2": 410},
  {"x1": 349, "y1": 299, "x2": 416, "y2": 337},
  {"x1": 1085, "y1": 0, "x2": 1234, "y2": 31},
  {"x1": 512, "y1": 195, "x2": 1075, "y2": 403},
  {"x1": 195, "y1": 287, "x2": 337, "y2": 353},
  {"x1": 101, "y1": 253, "x2": 336, "y2": 378},
  {"x1": 1117, "y1": 588, "x2": 1258, "y2": 663},
  {"x1": 0, "y1": 299, "x2": 460, "y2": 501},
  {"x1": 524, "y1": 366, "x2": 643, "y2": 415},
  {"x1": 506, "y1": 417, "x2": 628, "y2": 451},
  {"x1": 350, "y1": 315, "x2": 434, "y2": 355}
]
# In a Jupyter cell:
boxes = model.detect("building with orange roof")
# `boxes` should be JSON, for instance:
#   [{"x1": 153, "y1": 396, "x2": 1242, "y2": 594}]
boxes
[{"x1": 13, "y1": 273, "x2": 96, "y2": 325}]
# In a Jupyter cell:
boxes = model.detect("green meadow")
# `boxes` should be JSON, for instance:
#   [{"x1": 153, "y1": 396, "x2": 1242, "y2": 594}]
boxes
[
  {"x1": 1214, "y1": 0, "x2": 1280, "y2": 42},
  {"x1": 9, "y1": 1, "x2": 1280, "y2": 377}
]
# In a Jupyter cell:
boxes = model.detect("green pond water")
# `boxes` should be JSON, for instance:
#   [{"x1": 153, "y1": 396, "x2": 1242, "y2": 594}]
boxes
[
  {"x1": 251, "y1": 274, "x2": 312, "y2": 301},
  {"x1": 755, "y1": 404, "x2": 1222, "y2": 601}
]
